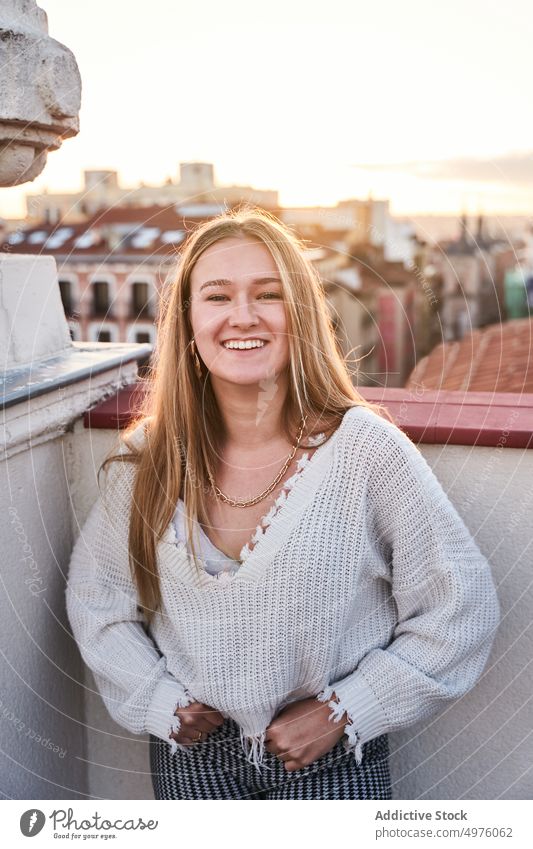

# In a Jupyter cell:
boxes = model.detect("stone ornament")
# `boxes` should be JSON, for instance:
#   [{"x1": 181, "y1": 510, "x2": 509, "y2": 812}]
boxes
[{"x1": 0, "y1": 0, "x2": 81, "y2": 186}]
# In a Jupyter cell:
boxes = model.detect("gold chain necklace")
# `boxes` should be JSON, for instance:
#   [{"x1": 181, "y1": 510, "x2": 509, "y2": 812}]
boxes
[{"x1": 207, "y1": 414, "x2": 308, "y2": 508}]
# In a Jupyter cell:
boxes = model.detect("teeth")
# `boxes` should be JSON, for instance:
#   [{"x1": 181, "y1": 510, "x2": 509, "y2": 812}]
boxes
[{"x1": 223, "y1": 340, "x2": 266, "y2": 349}]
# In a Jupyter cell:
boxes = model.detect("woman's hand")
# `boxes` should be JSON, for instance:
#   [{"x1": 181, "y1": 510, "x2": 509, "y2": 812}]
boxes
[
  {"x1": 264, "y1": 694, "x2": 347, "y2": 772},
  {"x1": 170, "y1": 701, "x2": 225, "y2": 746}
]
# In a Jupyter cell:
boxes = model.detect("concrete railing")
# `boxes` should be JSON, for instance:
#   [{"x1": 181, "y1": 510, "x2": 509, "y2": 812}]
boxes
[{"x1": 1, "y1": 253, "x2": 151, "y2": 799}]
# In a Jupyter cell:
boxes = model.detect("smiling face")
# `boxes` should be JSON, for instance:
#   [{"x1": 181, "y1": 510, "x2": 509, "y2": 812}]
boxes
[{"x1": 188, "y1": 236, "x2": 290, "y2": 387}]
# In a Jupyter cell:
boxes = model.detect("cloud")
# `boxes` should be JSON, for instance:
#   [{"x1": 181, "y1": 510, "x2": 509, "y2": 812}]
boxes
[{"x1": 352, "y1": 150, "x2": 533, "y2": 185}]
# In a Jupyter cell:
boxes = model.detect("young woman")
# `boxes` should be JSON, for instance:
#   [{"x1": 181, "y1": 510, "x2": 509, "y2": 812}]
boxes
[{"x1": 66, "y1": 206, "x2": 500, "y2": 800}]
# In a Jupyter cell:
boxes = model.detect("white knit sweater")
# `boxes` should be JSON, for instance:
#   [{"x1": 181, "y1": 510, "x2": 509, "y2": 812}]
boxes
[{"x1": 65, "y1": 405, "x2": 501, "y2": 772}]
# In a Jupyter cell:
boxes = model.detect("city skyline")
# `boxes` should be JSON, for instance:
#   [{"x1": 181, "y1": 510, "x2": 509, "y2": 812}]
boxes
[{"x1": 2, "y1": 0, "x2": 533, "y2": 220}]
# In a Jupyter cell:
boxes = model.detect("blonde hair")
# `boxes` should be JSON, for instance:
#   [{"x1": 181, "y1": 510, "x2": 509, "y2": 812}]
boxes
[{"x1": 101, "y1": 204, "x2": 388, "y2": 623}]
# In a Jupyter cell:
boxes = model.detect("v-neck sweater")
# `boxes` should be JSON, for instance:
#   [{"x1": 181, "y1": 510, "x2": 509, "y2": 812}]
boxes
[
  {"x1": 65, "y1": 404, "x2": 501, "y2": 773},
  {"x1": 172, "y1": 433, "x2": 327, "y2": 579}
]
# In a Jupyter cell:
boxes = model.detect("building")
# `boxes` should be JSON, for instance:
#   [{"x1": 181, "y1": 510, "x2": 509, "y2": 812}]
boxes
[
  {"x1": 503, "y1": 225, "x2": 533, "y2": 319},
  {"x1": 279, "y1": 197, "x2": 418, "y2": 265},
  {"x1": 324, "y1": 238, "x2": 431, "y2": 388},
  {"x1": 6, "y1": 195, "x2": 422, "y2": 384},
  {"x1": 3, "y1": 203, "x2": 363, "y2": 358},
  {"x1": 25, "y1": 162, "x2": 279, "y2": 225},
  {"x1": 312, "y1": 252, "x2": 379, "y2": 387},
  {"x1": 2, "y1": 203, "x2": 221, "y2": 344},
  {"x1": 430, "y1": 214, "x2": 515, "y2": 342}
]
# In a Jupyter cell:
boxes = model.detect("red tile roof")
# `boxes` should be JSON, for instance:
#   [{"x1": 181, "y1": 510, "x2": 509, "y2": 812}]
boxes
[
  {"x1": 0, "y1": 204, "x2": 250, "y2": 259},
  {"x1": 406, "y1": 318, "x2": 533, "y2": 393}
]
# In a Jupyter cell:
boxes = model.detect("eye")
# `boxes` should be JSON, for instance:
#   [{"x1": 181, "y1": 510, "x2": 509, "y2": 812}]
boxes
[{"x1": 206, "y1": 292, "x2": 282, "y2": 301}]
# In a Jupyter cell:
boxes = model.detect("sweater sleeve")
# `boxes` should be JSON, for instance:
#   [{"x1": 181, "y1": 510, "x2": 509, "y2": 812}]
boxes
[
  {"x1": 65, "y1": 459, "x2": 195, "y2": 753},
  {"x1": 316, "y1": 421, "x2": 501, "y2": 764}
]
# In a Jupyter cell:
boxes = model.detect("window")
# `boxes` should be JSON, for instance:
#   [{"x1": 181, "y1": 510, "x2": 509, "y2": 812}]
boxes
[
  {"x1": 92, "y1": 281, "x2": 111, "y2": 317},
  {"x1": 131, "y1": 282, "x2": 152, "y2": 318},
  {"x1": 135, "y1": 331, "x2": 151, "y2": 343},
  {"x1": 97, "y1": 330, "x2": 112, "y2": 342}
]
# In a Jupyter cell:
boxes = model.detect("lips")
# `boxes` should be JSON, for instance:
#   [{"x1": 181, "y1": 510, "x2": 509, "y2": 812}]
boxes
[{"x1": 220, "y1": 339, "x2": 270, "y2": 344}]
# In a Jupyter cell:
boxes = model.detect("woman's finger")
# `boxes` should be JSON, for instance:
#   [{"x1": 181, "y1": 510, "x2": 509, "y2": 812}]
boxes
[
  {"x1": 196, "y1": 706, "x2": 225, "y2": 728},
  {"x1": 172, "y1": 727, "x2": 207, "y2": 745},
  {"x1": 187, "y1": 703, "x2": 225, "y2": 728},
  {"x1": 266, "y1": 743, "x2": 289, "y2": 761},
  {"x1": 194, "y1": 717, "x2": 221, "y2": 734},
  {"x1": 177, "y1": 707, "x2": 218, "y2": 730},
  {"x1": 176, "y1": 716, "x2": 224, "y2": 739}
]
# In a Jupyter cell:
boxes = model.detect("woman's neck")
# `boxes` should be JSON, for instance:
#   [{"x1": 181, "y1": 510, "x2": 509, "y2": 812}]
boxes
[{"x1": 210, "y1": 377, "x2": 290, "y2": 449}]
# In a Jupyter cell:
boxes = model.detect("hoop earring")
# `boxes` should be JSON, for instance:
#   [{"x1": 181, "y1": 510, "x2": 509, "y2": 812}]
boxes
[{"x1": 190, "y1": 338, "x2": 203, "y2": 378}]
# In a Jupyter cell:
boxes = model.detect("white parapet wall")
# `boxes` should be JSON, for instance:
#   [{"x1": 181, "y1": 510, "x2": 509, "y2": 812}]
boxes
[
  {"x1": 1, "y1": 253, "x2": 151, "y2": 799},
  {"x1": 391, "y1": 444, "x2": 532, "y2": 801}
]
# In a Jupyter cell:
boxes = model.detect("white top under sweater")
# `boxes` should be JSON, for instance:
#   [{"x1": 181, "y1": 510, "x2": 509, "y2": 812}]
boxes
[{"x1": 65, "y1": 404, "x2": 501, "y2": 773}]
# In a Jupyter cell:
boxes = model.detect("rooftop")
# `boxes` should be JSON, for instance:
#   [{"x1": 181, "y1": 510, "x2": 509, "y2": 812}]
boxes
[{"x1": 406, "y1": 317, "x2": 533, "y2": 393}]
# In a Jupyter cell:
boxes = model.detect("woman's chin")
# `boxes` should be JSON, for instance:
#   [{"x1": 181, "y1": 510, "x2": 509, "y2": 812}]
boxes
[{"x1": 210, "y1": 368, "x2": 280, "y2": 387}]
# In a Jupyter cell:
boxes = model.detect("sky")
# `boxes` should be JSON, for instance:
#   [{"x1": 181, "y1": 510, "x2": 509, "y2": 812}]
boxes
[{"x1": 2, "y1": 0, "x2": 533, "y2": 219}]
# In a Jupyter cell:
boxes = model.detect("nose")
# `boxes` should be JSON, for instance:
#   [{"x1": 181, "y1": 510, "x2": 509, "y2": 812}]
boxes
[{"x1": 228, "y1": 295, "x2": 259, "y2": 327}]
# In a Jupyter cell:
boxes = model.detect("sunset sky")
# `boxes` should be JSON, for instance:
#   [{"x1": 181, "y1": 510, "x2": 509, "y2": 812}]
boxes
[{"x1": 2, "y1": 0, "x2": 533, "y2": 219}]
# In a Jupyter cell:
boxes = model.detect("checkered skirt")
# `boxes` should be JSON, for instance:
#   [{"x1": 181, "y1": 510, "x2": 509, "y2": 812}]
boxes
[{"x1": 150, "y1": 717, "x2": 392, "y2": 800}]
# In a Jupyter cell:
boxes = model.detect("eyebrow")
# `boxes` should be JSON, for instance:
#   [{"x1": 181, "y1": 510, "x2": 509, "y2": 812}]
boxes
[{"x1": 199, "y1": 277, "x2": 282, "y2": 293}]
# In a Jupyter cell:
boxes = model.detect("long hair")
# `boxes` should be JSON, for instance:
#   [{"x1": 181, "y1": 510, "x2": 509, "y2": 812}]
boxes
[{"x1": 100, "y1": 204, "x2": 388, "y2": 624}]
